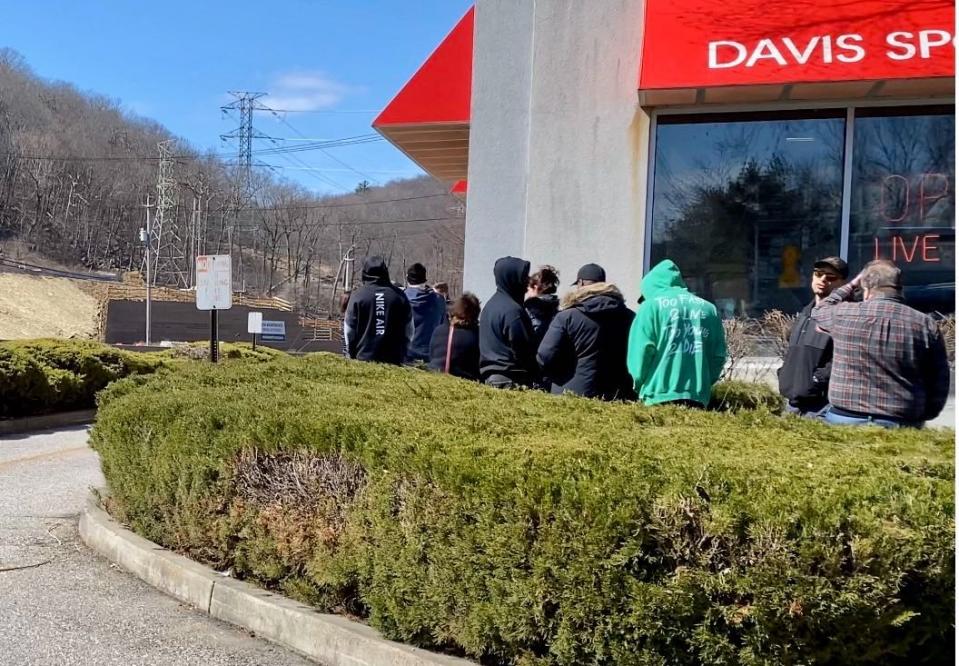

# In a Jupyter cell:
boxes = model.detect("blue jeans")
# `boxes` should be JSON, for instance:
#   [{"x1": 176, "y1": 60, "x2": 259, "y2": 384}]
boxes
[
  {"x1": 785, "y1": 402, "x2": 829, "y2": 420},
  {"x1": 824, "y1": 408, "x2": 923, "y2": 430}
]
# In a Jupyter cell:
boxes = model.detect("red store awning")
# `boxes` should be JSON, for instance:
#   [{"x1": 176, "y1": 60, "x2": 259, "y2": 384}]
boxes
[
  {"x1": 639, "y1": 0, "x2": 955, "y2": 105},
  {"x1": 373, "y1": 2, "x2": 956, "y2": 184},
  {"x1": 372, "y1": 7, "x2": 473, "y2": 184}
]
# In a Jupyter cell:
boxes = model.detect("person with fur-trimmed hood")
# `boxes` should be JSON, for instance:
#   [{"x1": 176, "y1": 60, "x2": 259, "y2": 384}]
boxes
[{"x1": 536, "y1": 263, "x2": 636, "y2": 400}]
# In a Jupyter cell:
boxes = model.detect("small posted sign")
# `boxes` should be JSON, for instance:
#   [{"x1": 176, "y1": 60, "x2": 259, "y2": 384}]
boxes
[
  {"x1": 195, "y1": 255, "x2": 232, "y2": 311},
  {"x1": 261, "y1": 320, "x2": 286, "y2": 342},
  {"x1": 247, "y1": 312, "x2": 263, "y2": 334}
]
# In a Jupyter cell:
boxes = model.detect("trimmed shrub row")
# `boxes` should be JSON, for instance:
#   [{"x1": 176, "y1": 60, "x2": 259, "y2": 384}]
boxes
[
  {"x1": 0, "y1": 339, "x2": 285, "y2": 419},
  {"x1": 92, "y1": 354, "x2": 954, "y2": 665},
  {"x1": 0, "y1": 339, "x2": 165, "y2": 418}
]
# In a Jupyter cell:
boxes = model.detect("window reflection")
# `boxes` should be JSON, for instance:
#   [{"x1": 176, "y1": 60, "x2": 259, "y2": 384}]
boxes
[
  {"x1": 849, "y1": 107, "x2": 955, "y2": 314},
  {"x1": 650, "y1": 112, "x2": 845, "y2": 317}
]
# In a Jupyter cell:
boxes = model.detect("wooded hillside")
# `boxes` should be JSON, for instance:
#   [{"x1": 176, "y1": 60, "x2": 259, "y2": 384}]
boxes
[{"x1": 0, "y1": 49, "x2": 465, "y2": 315}]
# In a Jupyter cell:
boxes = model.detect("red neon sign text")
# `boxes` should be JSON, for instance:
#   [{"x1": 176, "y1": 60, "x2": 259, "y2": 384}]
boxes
[
  {"x1": 879, "y1": 173, "x2": 950, "y2": 223},
  {"x1": 874, "y1": 234, "x2": 941, "y2": 263}
]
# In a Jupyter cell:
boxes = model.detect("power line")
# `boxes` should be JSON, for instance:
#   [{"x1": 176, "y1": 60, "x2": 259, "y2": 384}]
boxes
[
  {"x1": 233, "y1": 193, "x2": 457, "y2": 213},
  {"x1": 31, "y1": 192, "x2": 454, "y2": 215},
  {"x1": 263, "y1": 133, "x2": 349, "y2": 191},
  {"x1": 0, "y1": 134, "x2": 383, "y2": 163},
  {"x1": 256, "y1": 109, "x2": 379, "y2": 114},
  {"x1": 57, "y1": 213, "x2": 463, "y2": 233},
  {"x1": 260, "y1": 103, "x2": 380, "y2": 186},
  {"x1": 231, "y1": 215, "x2": 462, "y2": 230}
]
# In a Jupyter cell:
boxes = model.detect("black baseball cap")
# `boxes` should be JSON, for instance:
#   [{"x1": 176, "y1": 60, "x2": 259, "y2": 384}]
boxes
[
  {"x1": 572, "y1": 263, "x2": 606, "y2": 284},
  {"x1": 406, "y1": 262, "x2": 427, "y2": 284},
  {"x1": 813, "y1": 256, "x2": 849, "y2": 279}
]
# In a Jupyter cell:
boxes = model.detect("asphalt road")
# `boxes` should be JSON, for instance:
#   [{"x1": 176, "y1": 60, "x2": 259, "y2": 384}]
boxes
[{"x1": 0, "y1": 426, "x2": 312, "y2": 666}]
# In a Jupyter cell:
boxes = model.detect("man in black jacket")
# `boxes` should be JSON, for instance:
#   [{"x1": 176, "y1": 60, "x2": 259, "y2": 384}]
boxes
[
  {"x1": 537, "y1": 264, "x2": 636, "y2": 400},
  {"x1": 345, "y1": 256, "x2": 412, "y2": 365},
  {"x1": 479, "y1": 256, "x2": 541, "y2": 388},
  {"x1": 778, "y1": 256, "x2": 848, "y2": 417}
]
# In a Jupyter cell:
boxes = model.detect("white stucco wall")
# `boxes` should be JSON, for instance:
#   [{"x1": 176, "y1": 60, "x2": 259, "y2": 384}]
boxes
[
  {"x1": 465, "y1": 0, "x2": 650, "y2": 304},
  {"x1": 462, "y1": 0, "x2": 537, "y2": 302}
]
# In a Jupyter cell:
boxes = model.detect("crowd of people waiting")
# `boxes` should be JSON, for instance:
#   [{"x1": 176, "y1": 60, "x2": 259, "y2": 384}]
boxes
[{"x1": 342, "y1": 253, "x2": 951, "y2": 429}]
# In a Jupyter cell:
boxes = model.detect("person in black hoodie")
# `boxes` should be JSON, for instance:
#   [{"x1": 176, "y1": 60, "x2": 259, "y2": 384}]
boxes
[
  {"x1": 344, "y1": 256, "x2": 412, "y2": 364},
  {"x1": 537, "y1": 264, "x2": 636, "y2": 400},
  {"x1": 479, "y1": 256, "x2": 541, "y2": 388},
  {"x1": 778, "y1": 256, "x2": 848, "y2": 417},
  {"x1": 524, "y1": 265, "x2": 560, "y2": 346},
  {"x1": 429, "y1": 292, "x2": 481, "y2": 380}
]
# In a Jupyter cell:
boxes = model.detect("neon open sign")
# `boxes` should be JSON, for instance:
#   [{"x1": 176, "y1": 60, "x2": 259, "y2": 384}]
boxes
[
  {"x1": 879, "y1": 173, "x2": 949, "y2": 223},
  {"x1": 872, "y1": 173, "x2": 952, "y2": 265}
]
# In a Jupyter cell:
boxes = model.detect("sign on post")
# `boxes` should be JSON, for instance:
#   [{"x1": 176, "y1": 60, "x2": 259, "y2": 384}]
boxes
[
  {"x1": 195, "y1": 254, "x2": 231, "y2": 363},
  {"x1": 247, "y1": 312, "x2": 263, "y2": 334},
  {"x1": 195, "y1": 255, "x2": 232, "y2": 311},
  {"x1": 260, "y1": 320, "x2": 286, "y2": 342}
]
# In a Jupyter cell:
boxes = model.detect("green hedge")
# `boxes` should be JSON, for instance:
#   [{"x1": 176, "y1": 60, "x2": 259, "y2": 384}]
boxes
[
  {"x1": 0, "y1": 339, "x2": 166, "y2": 418},
  {"x1": 91, "y1": 355, "x2": 953, "y2": 665}
]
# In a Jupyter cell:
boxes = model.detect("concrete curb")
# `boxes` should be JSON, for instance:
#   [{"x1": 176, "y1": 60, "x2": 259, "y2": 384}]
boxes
[
  {"x1": 79, "y1": 493, "x2": 475, "y2": 666},
  {"x1": 0, "y1": 409, "x2": 96, "y2": 436}
]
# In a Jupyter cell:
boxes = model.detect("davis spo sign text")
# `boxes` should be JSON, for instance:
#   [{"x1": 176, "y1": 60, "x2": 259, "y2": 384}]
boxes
[
  {"x1": 709, "y1": 30, "x2": 953, "y2": 70},
  {"x1": 640, "y1": 0, "x2": 955, "y2": 90}
]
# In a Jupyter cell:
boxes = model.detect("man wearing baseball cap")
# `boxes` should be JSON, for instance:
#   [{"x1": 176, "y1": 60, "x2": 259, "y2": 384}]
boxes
[
  {"x1": 571, "y1": 263, "x2": 606, "y2": 286},
  {"x1": 536, "y1": 263, "x2": 636, "y2": 400},
  {"x1": 778, "y1": 256, "x2": 848, "y2": 418}
]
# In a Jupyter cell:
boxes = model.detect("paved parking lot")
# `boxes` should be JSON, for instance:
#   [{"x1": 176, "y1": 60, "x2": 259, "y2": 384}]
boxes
[{"x1": 0, "y1": 426, "x2": 311, "y2": 666}]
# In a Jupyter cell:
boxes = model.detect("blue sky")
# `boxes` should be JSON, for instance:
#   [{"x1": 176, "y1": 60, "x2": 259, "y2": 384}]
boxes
[{"x1": 0, "y1": 0, "x2": 473, "y2": 194}]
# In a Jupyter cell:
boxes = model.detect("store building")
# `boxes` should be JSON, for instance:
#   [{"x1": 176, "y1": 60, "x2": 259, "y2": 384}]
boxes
[{"x1": 374, "y1": 0, "x2": 955, "y2": 315}]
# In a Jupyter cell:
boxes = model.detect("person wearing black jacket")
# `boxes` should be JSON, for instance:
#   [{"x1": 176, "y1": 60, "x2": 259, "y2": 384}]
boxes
[
  {"x1": 778, "y1": 256, "x2": 848, "y2": 417},
  {"x1": 479, "y1": 256, "x2": 541, "y2": 388},
  {"x1": 429, "y1": 292, "x2": 481, "y2": 380},
  {"x1": 344, "y1": 256, "x2": 412, "y2": 364},
  {"x1": 537, "y1": 269, "x2": 636, "y2": 400},
  {"x1": 525, "y1": 265, "x2": 560, "y2": 346}
]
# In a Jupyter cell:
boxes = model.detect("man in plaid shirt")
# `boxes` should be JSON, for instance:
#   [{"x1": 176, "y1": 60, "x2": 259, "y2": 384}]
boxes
[{"x1": 812, "y1": 259, "x2": 950, "y2": 428}]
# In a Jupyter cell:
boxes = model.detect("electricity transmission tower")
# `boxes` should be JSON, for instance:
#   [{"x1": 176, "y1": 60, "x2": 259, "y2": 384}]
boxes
[
  {"x1": 147, "y1": 140, "x2": 187, "y2": 287},
  {"x1": 220, "y1": 91, "x2": 270, "y2": 291},
  {"x1": 220, "y1": 91, "x2": 268, "y2": 198}
]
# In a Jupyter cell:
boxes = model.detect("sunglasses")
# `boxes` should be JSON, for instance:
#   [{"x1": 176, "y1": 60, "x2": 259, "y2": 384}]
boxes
[{"x1": 813, "y1": 270, "x2": 842, "y2": 282}]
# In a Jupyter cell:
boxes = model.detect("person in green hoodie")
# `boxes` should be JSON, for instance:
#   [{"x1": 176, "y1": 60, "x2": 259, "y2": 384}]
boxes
[{"x1": 627, "y1": 260, "x2": 727, "y2": 407}]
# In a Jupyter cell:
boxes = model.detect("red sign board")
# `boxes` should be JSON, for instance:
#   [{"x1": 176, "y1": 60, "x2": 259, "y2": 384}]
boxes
[{"x1": 639, "y1": 0, "x2": 955, "y2": 90}]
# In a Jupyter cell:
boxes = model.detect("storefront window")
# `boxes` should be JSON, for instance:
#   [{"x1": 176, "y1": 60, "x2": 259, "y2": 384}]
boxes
[
  {"x1": 649, "y1": 111, "x2": 846, "y2": 317},
  {"x1": 849, "y1": 107, "x2": 955, "y2": 314}
]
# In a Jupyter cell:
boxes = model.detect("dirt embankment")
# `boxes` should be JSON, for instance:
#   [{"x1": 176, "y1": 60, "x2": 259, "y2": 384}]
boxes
[{"x1": 0, "y1": 273, "x2": 98, "y2": 340}]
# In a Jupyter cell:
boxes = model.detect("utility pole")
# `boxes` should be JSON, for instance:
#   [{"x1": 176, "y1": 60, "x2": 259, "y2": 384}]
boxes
[
  {"x1": 140, "y1": 196, "x2": 153, "y2": 345},
  {"x1": 343, "y1": 245, "x2": 356, "y2": 292}
]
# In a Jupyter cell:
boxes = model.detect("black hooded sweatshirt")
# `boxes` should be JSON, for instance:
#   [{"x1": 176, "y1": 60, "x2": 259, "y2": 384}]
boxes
[
  {"x1": 537, "y1": 283, "x2": 636, "y2": 400},
  {"x1": 525, "y1": 293, "x2": 559, "y2": 347},
  {"x1": 479, "y1": 257, "x2": 540, "y2": 385},
  {"x1": 345, "y1": 256, "x2": 411, "y2": 364}
]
